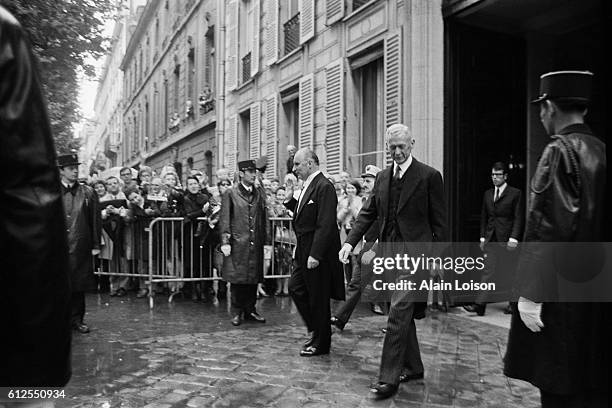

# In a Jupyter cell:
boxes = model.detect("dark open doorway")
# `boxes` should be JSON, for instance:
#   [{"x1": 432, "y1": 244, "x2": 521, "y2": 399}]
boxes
[{"x1": 445, "y1": 22, "x2": 527, "y2": 242}]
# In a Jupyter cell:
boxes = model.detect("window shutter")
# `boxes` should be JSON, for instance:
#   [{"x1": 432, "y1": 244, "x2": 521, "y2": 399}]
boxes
[
  {"x1": 225, "y1": 115, "x2": 238, "y2": 176},
  {"x1": 251, "y1": 0, "x2": 261, "y2": 76},
  {"x1": 298, "y1": 73, "x2": 314, "y2": 149},
  {"x1": 299, "y1": 0, "x2": 315, "y2": 44},
  {"x1": 384, "y1": 29, "x2": 402, "y2": 166},
  {"x1": 325, "y1": 0, "x2": 344, "y2": 25},
  {"x1": 264, "y1": 95, "x2": 278, "y2": 179},
  {"x1": 325, "y1": 59, "x2": 344, "y2": 175},
  {"x1": 265, "y1": 0, "x2": 279, "y2": 65},
  {"x1": 226, "y1": 0, "x2": 239, "y2": 91},
  {"x1": 249, "y1": 102, "x2": 261, "y2": 159}
]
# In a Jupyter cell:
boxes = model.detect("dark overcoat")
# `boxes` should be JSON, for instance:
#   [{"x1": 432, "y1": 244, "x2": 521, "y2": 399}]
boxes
[
  {"x1": 219, "y1": 184, "x2": 268, "y2": 284},
  {"x1": 504, "y1": 124, "x2": 608, "y2": 395},
  {"x1": 62, "y1": 183, "x2": 101, "y2": 292},
  {"x1": 0, "y1": 6, "x2": 71, "y2": 386}
]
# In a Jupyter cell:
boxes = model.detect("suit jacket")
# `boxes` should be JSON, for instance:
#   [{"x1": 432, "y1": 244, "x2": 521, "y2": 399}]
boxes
[
  {"x1": 285, "y1": 172, "x2": 344, "y2": 300},
  {"x1": 347, "y1": 158, "x2": 448, "y2": 247},
  {"x1": 480, "y1": 184, "x2": 524, "y2": 244}
]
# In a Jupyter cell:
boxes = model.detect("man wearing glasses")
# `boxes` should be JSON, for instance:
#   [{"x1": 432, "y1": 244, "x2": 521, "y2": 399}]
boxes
[{"x1": 464, "y1": 162, "x2": 524, "y2": 316}]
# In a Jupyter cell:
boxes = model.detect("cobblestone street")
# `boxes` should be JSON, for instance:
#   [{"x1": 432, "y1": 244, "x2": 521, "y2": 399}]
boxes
[{"x1": 58, "y1": 292, "x2": 539, "y2": 407}]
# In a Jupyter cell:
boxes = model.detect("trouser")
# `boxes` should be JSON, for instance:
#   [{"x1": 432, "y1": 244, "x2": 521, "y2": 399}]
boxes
[
  {"x1": 541, "y1": 390, "x2": 608, "y2": 408},
  {"x1": 476, "y1": 241, "x2": 517, "y2": 304},
  {"x1": 289, "y1": 263, "x2": 331, "y2": 351},
  {"x1": 110, "y1": 256, "x2": 130, "y2": 291},
  {"x1": 378, "y1": 296, "x2": 424, "y2": 384},
  {"x1": 230, "y1": 283, "x2": 257, "y2": 316},
  {"x1": 70, "y1": 291, "x2": 85, "y2": 325},
  {"x1": 334, "y1": 253, "x2": 371, "y2": 324}
]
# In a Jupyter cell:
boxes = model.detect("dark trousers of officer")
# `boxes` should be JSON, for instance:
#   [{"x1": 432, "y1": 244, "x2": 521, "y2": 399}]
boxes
[
  {"x1": 289, "y1": 264, "x2": 332, "y2": 351},
  {"x1": 230, "y1": 283, "x2": 257, "y2": 316},
  {"x1": 70, "y1": 291, "x2": 85, "y2": 325},
  {"x1": 378, "y1": 237, "x2": 424, "y2": 385}
]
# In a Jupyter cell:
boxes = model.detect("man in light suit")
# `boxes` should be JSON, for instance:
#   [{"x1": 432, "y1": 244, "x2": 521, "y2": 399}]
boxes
[
  {"x1": 464, "y1": 161, "x2": 524, "y2": 316},
  {"x1": 285, "y1": 148, "x2": 344, "y2": 357},
  {"x1": 339, "y1": 124, "x2": 447, "y2": 399}
]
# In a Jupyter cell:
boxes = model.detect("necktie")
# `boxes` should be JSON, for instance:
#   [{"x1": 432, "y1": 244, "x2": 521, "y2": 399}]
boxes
[
  {"x1": 393, "y1": 165, "x2": 402, "y2": 180},
  {"x1": 494, "y1": 188, "x2": 499, "y2": 202}
]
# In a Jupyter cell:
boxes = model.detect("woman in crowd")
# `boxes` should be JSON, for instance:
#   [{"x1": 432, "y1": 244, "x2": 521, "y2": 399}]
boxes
[
  {"x1": 270, "y1": 186, "x2": 292, "y2": 296},
  {"x1": 336, "y1": 179, "x2": 363, "y2": 282},
  {"x1": 138, "y1": 166, "x2": 153, "y2": 195},
  {"x1": 183, "y1": 176, "x2": 211, "y2": 301}
]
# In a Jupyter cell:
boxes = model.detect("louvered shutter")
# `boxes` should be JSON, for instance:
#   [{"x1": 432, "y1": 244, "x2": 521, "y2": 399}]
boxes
[
  {"x1": 299, "y1": 0, "x2": 315, "y2": 44},
  {"x1": 264, "y1": 95, "x2": 278, "y2": 178},
  {"x1": 226, "y1": 0, "x2": 239, "y2": 90},
  {"x1": 251, "y1": 0, "x2": 260, "y2": 76},
  {"x1": 325, "y1": 0, "x2": 344, "y2": 25},
  {"x1": 249, "y1": 102, "x2": 261, "y2": 159},
  {"x1": 265, "y1": 0, "x2": 279, "y2": 65},
  {"x1": 325, "y1": 59, "x2": 344, "y2": 175},
  {"x1": 225, "y1": 115, "x2": 238, "y2": 176},
  {"x1": 298, "y1": 73, "x2": 314, "y2": 149},
  {"x1": 384, "y1": 29, "x2": 402, "y2": 166}
]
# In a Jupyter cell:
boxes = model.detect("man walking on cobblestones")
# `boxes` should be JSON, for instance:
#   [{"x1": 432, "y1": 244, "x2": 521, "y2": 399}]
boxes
[
  {"x1": 340, "y1": 124, "x2": 447, "y2": 399},
  {"x1": 220, "y1": 160, "x2": 269, "y2": 326}
]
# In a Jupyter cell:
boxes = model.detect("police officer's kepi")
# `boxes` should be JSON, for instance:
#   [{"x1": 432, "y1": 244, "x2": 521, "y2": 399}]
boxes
[
  {"x1": 57, "y1": 153, "x2": 80, "y2": 167},
  {"x1": 238, "y1": 159, "x2": 257, "y2": 171},
  {"x1": 531, "y1": 70, "x2": 593, "y2": 104}
]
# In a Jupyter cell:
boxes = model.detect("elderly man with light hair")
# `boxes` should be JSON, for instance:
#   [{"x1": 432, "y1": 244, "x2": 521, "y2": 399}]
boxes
[{"x1": 339, "y1": 124, "x2": 448, "y2": 399}]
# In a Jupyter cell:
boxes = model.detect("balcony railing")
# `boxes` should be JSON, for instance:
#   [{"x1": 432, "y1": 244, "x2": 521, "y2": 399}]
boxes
[
  {"x1": 242, "y1": 52, "x2": 252, "y2": 84},
  {"x1": 283, "y1": 13, "x2": 300, "y2": 55}
]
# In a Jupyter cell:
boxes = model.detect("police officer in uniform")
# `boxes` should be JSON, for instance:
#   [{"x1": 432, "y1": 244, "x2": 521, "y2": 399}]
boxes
[
  {"x1": 58, "y1": 153, "x2": 101, "y2": 334},
  {"x1": 219, "y1": 160, "x2": 269, "y2": 326}
]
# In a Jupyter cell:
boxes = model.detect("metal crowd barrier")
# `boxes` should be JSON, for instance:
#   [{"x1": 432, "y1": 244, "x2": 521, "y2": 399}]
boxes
[
  {"x1": 267, "y1": 217, "x2": 295, "y2": 280},
  {"x1": 95, "y1": 216, "x2": 295, "y2": 309}
]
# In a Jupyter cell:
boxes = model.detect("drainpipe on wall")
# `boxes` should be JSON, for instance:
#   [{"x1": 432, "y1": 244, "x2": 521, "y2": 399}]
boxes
[{"x1": 216, "y1": 0, "x2": 226, "y2": 181}]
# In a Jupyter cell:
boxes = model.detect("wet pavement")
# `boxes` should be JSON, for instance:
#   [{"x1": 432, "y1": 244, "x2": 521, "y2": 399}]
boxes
[{"x1": 58, "y1": 291, "x2": 540, "y2": 407}]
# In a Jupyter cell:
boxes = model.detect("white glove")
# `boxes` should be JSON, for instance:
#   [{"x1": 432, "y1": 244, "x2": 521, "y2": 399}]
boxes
[
  {"x1": 221, "y1": 244, "x2": 231, "y2": 257},
  {"x1": 338, "y1": 243, "x2": 353, "y2": 264},
  {"x1": 518, "y1": 296, "x2": 544, "y2": 332}
]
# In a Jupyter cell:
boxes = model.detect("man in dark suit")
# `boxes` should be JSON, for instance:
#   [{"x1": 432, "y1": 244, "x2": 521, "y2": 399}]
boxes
[
  {"x1": 284, "y1": 148, "x2": 344, "y2": 357},
  {"x1": 339, "y1": 124, "x2": 447, "y2": 399},
  {"x1": 464, "y1": 162, "x2": 524, "y2": 316}
]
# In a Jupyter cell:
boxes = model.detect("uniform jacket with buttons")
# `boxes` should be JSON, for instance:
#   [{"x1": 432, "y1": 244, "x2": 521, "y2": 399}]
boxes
[{"x1": 219, "y1": 184, "x2": 269, "y2": 284}]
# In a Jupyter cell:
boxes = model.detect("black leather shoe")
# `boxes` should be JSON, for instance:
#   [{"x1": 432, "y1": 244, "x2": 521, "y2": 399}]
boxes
[
  {"x1": 231, "y1": 314, "x2": 242, "y2": 326},
  {"x1": 399, "y1": 372, "x2": 424, "y2": 383},
  {"x1": 369, "y1": 382, "x2": 398, "y2": 399},
  {"x1": 245, "y1": 312, "x2": 266, "y2": 323},
  {"x1": 380, "y1": 327, "x2": 387, "y2": 334},
  {"x1": 116, "y1": 288, "x2": 127, "y2": 297},
  {"x1": 503, "y1": 304, "x2": 513, "y2": 314},
  {"x1": 330, "y1": 316, "x2": 345, "y2": 331},
  {"x1": 463, "y1": 303, "x2": 486, "y2": 316},
  {"x1": 299, "y1": 346, "x2": 329, "y2": 357},
  {"x1": 72, "y1": 323, "x2": 90, "y2": 334}
]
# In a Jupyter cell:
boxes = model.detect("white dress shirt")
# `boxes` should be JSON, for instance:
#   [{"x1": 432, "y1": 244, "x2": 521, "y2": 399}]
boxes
[
  {"x1": 297, "y1": 170, "x2": 321, "y2": 210},
  {"x1": 393, "y1": 155, "x2": 413, "y2": 179}
]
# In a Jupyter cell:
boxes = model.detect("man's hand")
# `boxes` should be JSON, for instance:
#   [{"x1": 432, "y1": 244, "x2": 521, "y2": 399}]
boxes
[
  {"x1": 518, "y1": 296, "x2": 544, "y2": 332},
  {"x1": 202, "y1": 202, "x2": 210, "y2": 213},
  {"x1": 91, "y1": 249, "x2": 101, "y2": 256},
  {"x1": 221, "y1": 244, "x2": 231, "y2": 257},
  {"x1": 307, "y1": 256, "x2": 319, "y2": 269},
  {"x1": 145, "y1": 208, "x2": 154, "y2": 216},
  {"x1": 339, "y1": 243, "x2": 353, "y2": 264},
  {"x1": 479, "y1": 241, "x2": 485, "y2": 252},
  {"x1": 507, "y1": 240, "x2": 518, "y2": 251},
  {"x1": 361, "y1": 249, "x2": 375, "y2": 265}
]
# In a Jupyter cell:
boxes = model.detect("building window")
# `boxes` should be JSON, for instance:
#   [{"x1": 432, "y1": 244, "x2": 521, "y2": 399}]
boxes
[
  {"x1": 238, "y1": 0, "x2": 256, "y2": 84},
  {"x1": 280, "y1": 88, "x2": 299, "y2": 175},
  {"x1": 173, "y1": 64, "x2": 180, "y2": 117},
  {"x1": 352, "y1": 58, "x2": 384, "y2": 172},
  {"x1": 281, "y1": 0, "x2": 300, "y2": 56},
  {"x1": 187, "y1": 45, "x2": 195, "y2": 116},
  {"x1": 204, "y1": 27, "x2": 215, "y2": 90},
  {"x1": 238, "y1": 110, "x2": 251, "y2": 162}
]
